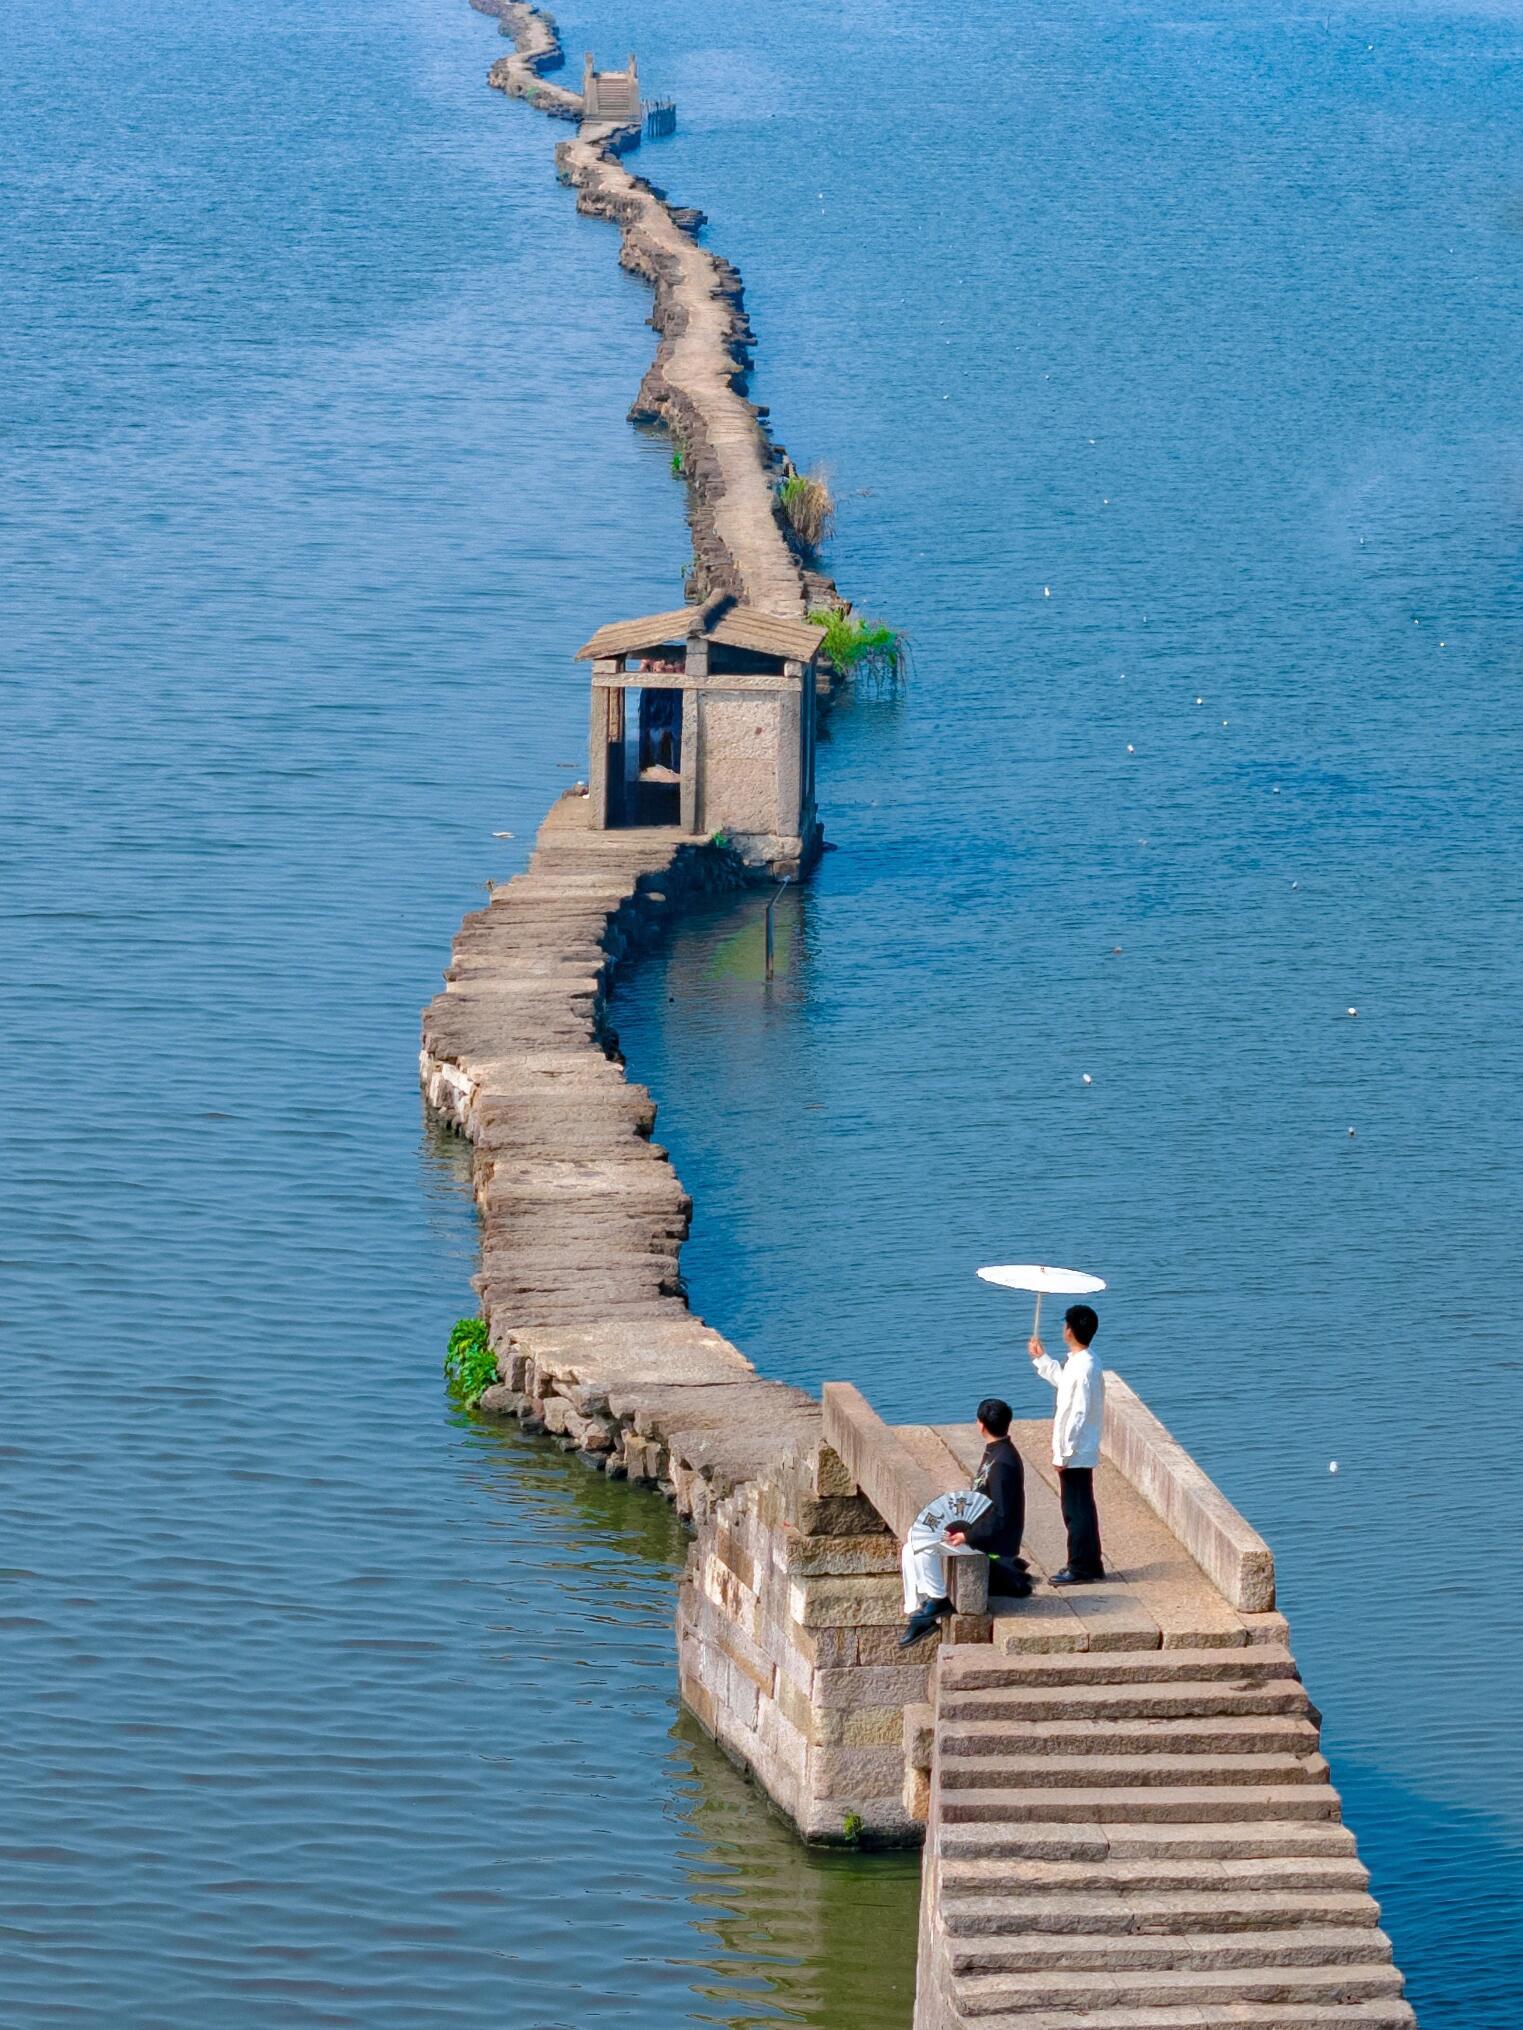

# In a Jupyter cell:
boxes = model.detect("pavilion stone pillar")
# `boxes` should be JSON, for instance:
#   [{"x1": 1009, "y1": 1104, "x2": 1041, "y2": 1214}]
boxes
[
  {"x1": 588, "y1": 658, "x2": 624, "y2": 829},
  {"x1": 681, "y1": 630, "x2": 709, "y2": 837},
  {"x1": 776, "y1": 659, "x2": 807, "y2": 843}
]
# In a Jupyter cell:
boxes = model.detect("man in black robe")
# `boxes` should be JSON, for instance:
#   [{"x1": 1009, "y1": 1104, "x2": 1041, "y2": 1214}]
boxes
[
  {"x1": 899, "y1": 1397, "x2": 1030, "y2": 1647},
  {"x1": 948, "y1": 1396, "x2": 1030, "y2": 1594}
]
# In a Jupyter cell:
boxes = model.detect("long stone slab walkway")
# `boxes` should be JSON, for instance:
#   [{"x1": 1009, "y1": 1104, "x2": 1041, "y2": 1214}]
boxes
[
  {"x1": 422, "y1": 2, "x2": 846, "y2": 1515},
  {"x1": 420, "y1": 795, "x2": 822, "y2": 1522},
  {"x1": 473, "y1": 0, "x2": 824, "y2": 614}
]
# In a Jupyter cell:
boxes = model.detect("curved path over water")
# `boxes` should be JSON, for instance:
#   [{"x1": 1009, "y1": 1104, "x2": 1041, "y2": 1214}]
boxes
[
  {"x1": 479, "y1": 0, "x2": 816, "y2": 614},
  {"x1": 423, "y1": 0, "x2": 840, "y2": 1522}
]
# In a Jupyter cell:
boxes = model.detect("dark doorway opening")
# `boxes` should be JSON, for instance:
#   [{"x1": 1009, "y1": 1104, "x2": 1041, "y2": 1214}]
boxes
[{"x1": 624, "y1": 686, "x2": 682, "y2": 826}]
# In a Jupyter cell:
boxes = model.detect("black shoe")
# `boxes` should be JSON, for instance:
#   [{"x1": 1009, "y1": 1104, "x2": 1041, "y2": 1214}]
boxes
[
  {"x1": 898, "y1": 1597, "x2": 951, "y2": 1647},
  {"x1": 1049, "y1": 1567, "x2": 1100, "y2": 1587}
]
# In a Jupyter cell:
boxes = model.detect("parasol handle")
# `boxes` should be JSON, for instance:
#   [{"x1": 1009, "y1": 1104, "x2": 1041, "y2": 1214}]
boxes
[{"x1": 1032, "y1": 1289, "x2": 1042, "y2": 1340}]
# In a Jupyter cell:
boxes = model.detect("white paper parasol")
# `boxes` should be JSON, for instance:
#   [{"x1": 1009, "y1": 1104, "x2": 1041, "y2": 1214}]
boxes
[{"x1": 976, "y1": 1263, "x2": 1107, "y2": 1336}]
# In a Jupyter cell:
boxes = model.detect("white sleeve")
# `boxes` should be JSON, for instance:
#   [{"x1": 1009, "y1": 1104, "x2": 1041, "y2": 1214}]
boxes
[
  {"x1": 1054, "y1": 1366, "x2": 1092, "y2": 1463},
  {"x1": 1032, "y1": 1353, "x2": 1065, "y2": 1390}
]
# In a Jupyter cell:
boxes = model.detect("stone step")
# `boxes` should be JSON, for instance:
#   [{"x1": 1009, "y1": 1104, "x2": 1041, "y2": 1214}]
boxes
[
  {"x1": 942, "y1": 1677, "x2": 1313, "y2": 1724},
  {"x1": 942, "y1": 1889, "x2": 1381, "y2": 1938},
  {"x1": 939, "y1": 1819, "x2": 1358, "y2": 1862},
  {"x1": 941, "y1": 1853, "x2": 1371, "y2": 1897},
  {"x1": 952, "y1": 1962, "x2": 1406, "y2": 2016},
  {"x1": 939, "y1": 1784, "x2": 1342, "y2": 1826},
  {"x1": 949, "y1": 1924, "x2": 1393, "y2": 1977},
  {"x1": 949, "y1": 1994, "x2": 1414, "y2": 2028},
  {"x1": 939, "y1": 1750, "x2": 1331, "y2": 1792},
  {"x1": 942, "y1": 1644, "x2": 1299, "y2": 1689},
  {"x1": 941, "y1": 1715, "x2": 1322, "y2": 1759}
]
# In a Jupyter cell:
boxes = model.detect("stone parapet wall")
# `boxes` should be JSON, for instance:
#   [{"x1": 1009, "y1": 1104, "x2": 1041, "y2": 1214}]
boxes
[{"x1": 1101, "y1": 1372, "x2": 1276, "y2": 1613}]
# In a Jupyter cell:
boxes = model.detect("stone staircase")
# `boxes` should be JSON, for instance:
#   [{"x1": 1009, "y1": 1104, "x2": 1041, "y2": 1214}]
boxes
[{"x1": 920, "y1": 1640, "x2": 1414, "y2": 2028}]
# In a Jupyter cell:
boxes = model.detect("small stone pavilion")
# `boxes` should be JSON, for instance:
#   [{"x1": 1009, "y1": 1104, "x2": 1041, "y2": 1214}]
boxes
[{"x1": 575, "y1": 594, "x2": 826, "y2": 876}]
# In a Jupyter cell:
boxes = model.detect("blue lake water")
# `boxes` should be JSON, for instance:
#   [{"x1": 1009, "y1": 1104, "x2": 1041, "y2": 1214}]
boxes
[{"x1": 2, "y1": 0, "x2": 1519, "y2": 2022}]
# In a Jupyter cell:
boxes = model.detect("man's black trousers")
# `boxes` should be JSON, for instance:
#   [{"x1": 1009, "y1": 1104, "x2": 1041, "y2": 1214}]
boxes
[{"x1": 1057, "y1": 1466, "x2": 1104, "y2": 1579}]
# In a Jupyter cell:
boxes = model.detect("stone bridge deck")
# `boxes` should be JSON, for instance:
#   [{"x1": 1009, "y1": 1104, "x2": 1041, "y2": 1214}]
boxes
[{"x1": 821, "y1": 1390, "x2": 1415, "y2": 2030}]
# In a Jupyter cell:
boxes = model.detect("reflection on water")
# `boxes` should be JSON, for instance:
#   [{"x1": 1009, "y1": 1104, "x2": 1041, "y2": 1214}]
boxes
[{"x1": 670, "y1": 1718, "x2": 920, "y2": 2030}]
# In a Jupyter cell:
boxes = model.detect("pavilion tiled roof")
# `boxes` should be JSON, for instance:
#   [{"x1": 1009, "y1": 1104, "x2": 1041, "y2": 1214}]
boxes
[{"x1": 575, "y1": 595, "x2": 825, "y2": 666}]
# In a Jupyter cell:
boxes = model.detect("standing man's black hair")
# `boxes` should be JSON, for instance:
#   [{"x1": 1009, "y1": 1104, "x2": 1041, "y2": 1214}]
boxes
[
  {"x1": 1065, "y1": 1304, "x2": 1099, "y2": 1347},
  {"x1": 976, "y1": 1397, "x2": 1013, "y2": 1436}
]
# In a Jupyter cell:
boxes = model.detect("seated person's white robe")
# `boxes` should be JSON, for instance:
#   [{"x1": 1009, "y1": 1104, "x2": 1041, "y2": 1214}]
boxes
[{"x1": 900, "y1": 1489, "x2": 992, "y2": 1614}]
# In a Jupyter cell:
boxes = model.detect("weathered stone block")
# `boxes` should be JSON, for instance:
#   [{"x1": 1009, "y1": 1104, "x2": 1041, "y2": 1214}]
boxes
[
  {"x1": 782, "y1": 1533, "x2": 900, "y2": 1578},
  {"x1": 789, "y1": 1575, "x2": 902, "y2": 1629},
  {"x1": 753, "y1": 1478, "x2": 787, "y2": 1528},
  {"x1": 542, "y1": 1394, "x2": 575, "y2": 1437},
  {"x1": 680, "y1": 1665, "x2": 718, "y2": 1737},
  {"x1": 903, "y1": 1761, "x2": 930, "y2": 1825},
  {"x1": 1102, "y1": 1372, "x2": 1276, "y2": 1613},
  {"x1": 903, "y1": 1701, "x2": 934, "y2": 1771},
  {"x1": 852, "y1": 1625, "x2": 924, "y2": 1667},
  {"x1": 703, "y1": 1551, "x2": 760, "y2": 1635},
  {"x1": 773, "y1": 1668, "x2": 817, "y2": 1745},
  {"x1": 947, "y1": 1546, "x2": 989, "y2": 1615},
  {"x1": 753, "y1": 1695, "x2": 813, "y2": 1810},
  {"x1": 772, "y1": 1626, "x2": 814, "y2": 1698},
  {"x1": 821, "y1": 1384, "x2": 944, "y2": 1538},
  {"x1": 715, "y1": 1612, "x2": 774, "y2": 1698},
  {"x1": 791, "y1": 1622, "x2": 845, "y2": 1669},
  {"x1": 1241, "y1": 1609, "x2": 1292, "y2": 1647},
  {"x1": 811, "y1": 1662, "x2": 931, "y2": 1713},
  {"x1": 622, "y1": 1434, "x2": 663, "y2": 1482},
  {"x1": 811, "y1": 1743, "x2": 906, "y2": 1801},
  {"x1": 800, "y1": 1790, "x2": 922, "y2": 1845},
  {"x1": 714, "y1": 1523, "x2": 757, "y2": 1591},
  {"x1": 724, "y1": 1657, "x2": 760, "y2": 1731},
  {"x1": 475, "y1": 1383, "x2": 526, "y2": 1416},
  {"x1": 792, "y1": 1493, "x2": 891, "y2": 1538},
  {"x1": 814, "y1": 1702, "x2": 908, "y2": 1748},
  {"x1": 812, "y1": 1443, "x2": 857, "y2": 1498}
]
